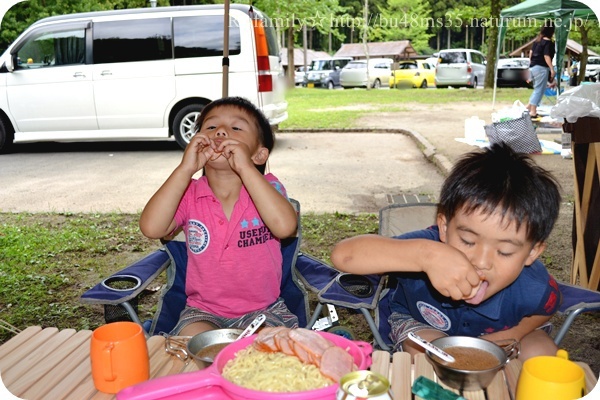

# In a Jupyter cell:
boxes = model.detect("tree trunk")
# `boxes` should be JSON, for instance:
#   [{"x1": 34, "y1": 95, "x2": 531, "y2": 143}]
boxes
[
  {"x1": 484, "y1": 0, "x2": 500, "y2": 89},
  {"x1": 287, "y1": 26, "x2": 295, "y2": 88}
]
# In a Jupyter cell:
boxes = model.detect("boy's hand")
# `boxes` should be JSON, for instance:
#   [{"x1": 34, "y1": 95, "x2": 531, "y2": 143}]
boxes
[
  {"x1": 181, "y1": 134, "x2": 216, "y2": 173},
  {"x1": 214, "y1": 138, "x2": 255, "y2": 173},
  {"x1": 422, "y1": 243, "x2": 484, "y2": 302}
]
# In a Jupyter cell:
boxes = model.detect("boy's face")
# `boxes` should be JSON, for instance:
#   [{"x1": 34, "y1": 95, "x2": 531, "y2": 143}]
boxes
[
  {"x1": 199, "y1": 105, "x2": 267, "y2": 165},
  {"x1": 437, "y1": 206, "x2": 545, "y2": 303}
]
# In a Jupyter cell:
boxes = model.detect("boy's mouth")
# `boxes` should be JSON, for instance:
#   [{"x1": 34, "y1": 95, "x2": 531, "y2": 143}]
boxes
[{"x1": 464, "y1": 280, "x2": 488, "y2": 305}]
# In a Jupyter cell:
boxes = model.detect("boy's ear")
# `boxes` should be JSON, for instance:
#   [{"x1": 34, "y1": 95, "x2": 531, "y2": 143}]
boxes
[
  {"x1": 252, "y1": 147, "x2": 269, "y2": 166},
  {"x1": 525, "y1": 241, "x2": 547, "y2": 265},
  {"x1": 437, "y1": 213, "x2": 448, "y2": 243}
]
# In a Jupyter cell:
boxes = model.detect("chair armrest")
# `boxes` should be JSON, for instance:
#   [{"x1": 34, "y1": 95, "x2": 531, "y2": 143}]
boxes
[{"x1": 80, "y1": 249, "x2": 170, "y2": 305}]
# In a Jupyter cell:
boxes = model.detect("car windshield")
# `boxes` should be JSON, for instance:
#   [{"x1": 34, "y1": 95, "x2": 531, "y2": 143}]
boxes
[
  {"x1": 400, "y1": 63, "x2": 417, "y2": 69},
  {"x1": 310, "y1": 60, "x2": 332, "y2": 71},
  {"x1": 498, "y1": 58, "x2": 529, "y2": 67},
  {"x1": 345, "y1": 62, "x2": 366, "y2": 69},
  {"x1": 439, "y1": 52, "x2": 466, "y2": 64},
  {"x1": 588, "y1": 58, "x2": 600, "y2": 65}
]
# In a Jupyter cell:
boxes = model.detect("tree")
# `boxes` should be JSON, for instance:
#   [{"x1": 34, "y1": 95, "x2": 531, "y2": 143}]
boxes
[
  {"x1": 483, "y1": 0, "x2": 500, "y2": 88},
  {"x1": 370, "y1": 0, "x2": 433, "y2": 53},
  {"x1": 254, "y1": 0, "x2": 347, "y2": 87}
]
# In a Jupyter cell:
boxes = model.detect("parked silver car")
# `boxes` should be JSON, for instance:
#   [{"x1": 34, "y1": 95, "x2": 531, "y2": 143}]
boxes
[{"x1": 435, "y1": 49, "x2": 486, "y2": 88}]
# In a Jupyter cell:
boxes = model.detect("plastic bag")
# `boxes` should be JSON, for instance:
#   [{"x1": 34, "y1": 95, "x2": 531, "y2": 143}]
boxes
[
  {"x1": 492, "y1": 100, "x2": 528, "y2": 123},
  {"x1": 550, "y1": 84, "x2": 600, "y2": 123}
]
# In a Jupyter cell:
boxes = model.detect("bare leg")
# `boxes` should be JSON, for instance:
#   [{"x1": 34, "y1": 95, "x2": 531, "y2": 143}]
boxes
[
  {"x1": 179, "y1": 321, "x2": 217, "y2": 337},
  {"x1": 518, "y1": 330, "x2": 557, "y2": 361}
]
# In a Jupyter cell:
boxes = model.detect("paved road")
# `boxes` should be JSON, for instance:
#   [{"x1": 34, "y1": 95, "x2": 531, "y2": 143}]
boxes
[{"x1": 0, "y1": 132, "x2": 445, "y2": 214}]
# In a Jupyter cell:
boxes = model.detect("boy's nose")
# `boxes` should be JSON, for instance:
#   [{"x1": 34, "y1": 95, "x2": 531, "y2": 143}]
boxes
[
  {"x1": 469, "y1": 246, "x2": 492, "y2": 271},
  {"x1": 215, "y1": 127, "x2": 227, "y2": 137}
]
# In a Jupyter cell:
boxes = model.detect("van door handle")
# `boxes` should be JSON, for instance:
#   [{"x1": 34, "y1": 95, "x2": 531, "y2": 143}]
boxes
[
  {"x1": 100, "y1": 70, "x2": 112, "y2": 76},
  {"x1": 73, "y1": 72, "x2": 86, "y2": 78}
]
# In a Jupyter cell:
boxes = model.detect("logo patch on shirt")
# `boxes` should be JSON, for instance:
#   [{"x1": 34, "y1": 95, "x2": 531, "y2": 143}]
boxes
[
  {"x1": 188, "y1": 220, "x2": 209, "y2": 254},
  {"x1": 417, "y1": 301, "x2": 451, "y2": 331}
]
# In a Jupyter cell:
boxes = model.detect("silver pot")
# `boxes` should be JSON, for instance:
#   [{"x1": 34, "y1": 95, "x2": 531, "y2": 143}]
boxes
[
  {"x1": 425, "y1": 336, "x2": 519, "y2": 391},
  {"x1": 186, "y1": 329, "x2": 243, "y2": 368}
]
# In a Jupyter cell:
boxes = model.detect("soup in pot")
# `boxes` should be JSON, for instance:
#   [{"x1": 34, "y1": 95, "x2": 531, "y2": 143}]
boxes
[{"x1": 436, "y1": 346, "x2": 500, "y2": 370}]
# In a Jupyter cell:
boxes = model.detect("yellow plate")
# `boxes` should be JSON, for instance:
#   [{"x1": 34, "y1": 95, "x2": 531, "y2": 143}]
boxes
[{"x1": 307, "y1": 83, "x2": 314, "y2": 88}]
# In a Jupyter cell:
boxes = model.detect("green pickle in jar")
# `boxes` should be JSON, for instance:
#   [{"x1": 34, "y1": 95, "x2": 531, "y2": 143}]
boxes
[{"x1": 337, "y1": 370, "x2": 393, "y2": 400}]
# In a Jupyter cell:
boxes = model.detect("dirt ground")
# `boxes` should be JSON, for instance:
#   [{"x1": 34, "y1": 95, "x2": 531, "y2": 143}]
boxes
[{"x1": 347, "y1": 100, "x2": 600, "y2": 376}]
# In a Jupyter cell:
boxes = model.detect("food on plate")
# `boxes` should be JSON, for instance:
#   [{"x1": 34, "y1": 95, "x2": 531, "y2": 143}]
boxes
[
  {"x1": 221, "y1": 327, "x2": 357, "y2": 392},
  {"x1": 222, "y1": 346, "x2": 332, "y2": 392},
  {"x1": 434, "y1": 346, "x2": 500, "y2": 370}
]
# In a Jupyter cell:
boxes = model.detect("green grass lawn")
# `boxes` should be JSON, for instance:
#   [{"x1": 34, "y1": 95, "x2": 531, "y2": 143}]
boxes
[{"x1": 281, "y1": 86, "x2": 532, "y2": 129}]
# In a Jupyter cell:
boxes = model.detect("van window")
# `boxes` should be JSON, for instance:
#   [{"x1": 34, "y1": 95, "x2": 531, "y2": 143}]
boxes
[
  {"x1": 311, "y1": 60, "x2": 332, "y2": 71},
  {"x1": 439, "y1": 51, "x2": 466, "y2": 64},
  {"x1": 471, "y1": 53, "x2": 485, "y2": 64},
  {"x1": 173, "y1": 16, "x2": 241, "y2": 58},
  {"x1": 93, "y1": 18, "x2": 172, "y2": 63},
  {"x1": 16, "y1": 28, "x2": 85, "y2": 69}
]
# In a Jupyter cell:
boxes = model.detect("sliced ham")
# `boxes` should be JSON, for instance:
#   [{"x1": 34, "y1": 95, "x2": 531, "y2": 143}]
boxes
[
  {"x1": 319, "y1": 345, "x2": 355, "y2": 382},
  {"x1": 254, "y1": 326, "x2": 288, "y2": 352}
]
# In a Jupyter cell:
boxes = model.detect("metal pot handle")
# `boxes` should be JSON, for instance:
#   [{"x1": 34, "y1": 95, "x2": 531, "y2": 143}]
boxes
[{"x1": 493, "y1": 338, "x2": 521, "y2": 361}]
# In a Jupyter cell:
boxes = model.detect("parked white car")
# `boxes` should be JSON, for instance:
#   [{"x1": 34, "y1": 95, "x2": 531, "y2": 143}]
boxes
[
  {"x1": 435, "y1": 48, "x2": 486, "y2": 88},
  {"x1": 340, "y1": 58, "x2": 393, "y2": 89},
  {"x1": 0, "y1": 4, "x2": 287, "y2": 153},
  {"x1": 584, "y1": 56, "x2": 600, "y2": 81}
]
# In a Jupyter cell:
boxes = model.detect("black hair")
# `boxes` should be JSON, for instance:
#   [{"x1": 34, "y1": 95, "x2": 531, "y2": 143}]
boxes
[
  {"x1": 536, "y1": 20, "x2": 555, "y2": 42},
  {"x1": 437, "y1": 143, "x2": 561, "y2": 244},
  {"x1": 193, "y1": 96, "x2": 275, "y2": 174}
]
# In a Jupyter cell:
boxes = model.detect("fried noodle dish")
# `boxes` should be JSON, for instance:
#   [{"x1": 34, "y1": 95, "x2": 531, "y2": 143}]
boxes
[{"x1": 221, "y1": 327, "x2": 356, "y2": 393}]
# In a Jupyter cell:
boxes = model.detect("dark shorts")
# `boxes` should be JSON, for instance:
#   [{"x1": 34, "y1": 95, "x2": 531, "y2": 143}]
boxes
[{"x1": 169, "y1": 297, "x2": 299, "y2": 335}]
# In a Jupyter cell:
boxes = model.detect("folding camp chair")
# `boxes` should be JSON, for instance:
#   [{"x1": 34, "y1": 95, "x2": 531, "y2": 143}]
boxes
[
  {"x1": 375, "y1": 202, "x2": 600, "y2": 347},
  {"x1": 80, "y1": 199, "x2": 313, "y2": 335}
]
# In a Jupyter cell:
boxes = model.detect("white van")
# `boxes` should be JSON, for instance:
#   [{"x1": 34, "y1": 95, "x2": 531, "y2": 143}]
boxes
[
  {"x1": 435, "y1": 49, "x2": 486, "y2": 89},
  {"x1": 340, "y1": 58, "x2": 393, "y2": 89},
  {"x1": 0, "y1": 4, "x2": 287, "y2": 153}
]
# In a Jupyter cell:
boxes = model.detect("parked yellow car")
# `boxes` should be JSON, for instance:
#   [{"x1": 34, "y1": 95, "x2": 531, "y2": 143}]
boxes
[{"x1": 389, "y1": 60, "x2": 436, "y2": 88}]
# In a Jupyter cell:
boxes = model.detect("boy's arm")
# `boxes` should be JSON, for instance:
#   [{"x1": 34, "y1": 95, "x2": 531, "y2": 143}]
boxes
[
  {"x1": 140, "y1": 135, "x2": 213, "y2": 239},
  {"x1": 331, "y1": 234, "x2": 482, "y2": 300},
  {"x1": 239, "y1": 167, "x2": 297, "y2": 239},
  {"x1": 480, "y1": 314, "x2": 552, "y2": 342},
  {"x1": 139, "y1": 166, "x2": 193, "y2": 239}
]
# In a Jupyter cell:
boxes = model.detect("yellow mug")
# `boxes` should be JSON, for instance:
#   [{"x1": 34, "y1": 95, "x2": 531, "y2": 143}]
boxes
[
  {"x1": 516, "y1": 350, "x2": 586, "y2": 400},
  {"x1": 90, "y1": 321, "x2": 149, "y2": 394}
]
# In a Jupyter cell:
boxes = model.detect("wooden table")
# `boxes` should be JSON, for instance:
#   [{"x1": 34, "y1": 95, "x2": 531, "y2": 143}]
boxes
[{"x1": 0, "y1": 327, "x2": 597, "y2": 400}]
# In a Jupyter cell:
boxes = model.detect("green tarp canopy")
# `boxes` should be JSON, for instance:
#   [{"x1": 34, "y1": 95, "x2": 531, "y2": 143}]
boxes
[{"x1": 493, "y1": 0, "x2": 598, "y2": 107}]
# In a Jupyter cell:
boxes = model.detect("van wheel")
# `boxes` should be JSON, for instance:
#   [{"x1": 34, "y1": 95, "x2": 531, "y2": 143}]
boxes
[
  {"x1": 173, "y1": 103, "x2": 205, "y2": 149},
  {"x1": 469, "y1": 78, "x2": 478, "y2": 89},
  {"x1": 0, "y1": 118, "x2": 14, "y2": 154},
  {"x1": 327, "y1": 81, "x2": 334, "y2": 90},
  {"x1": 372, "y1": 79, "x2": 381, "y2": 89}
]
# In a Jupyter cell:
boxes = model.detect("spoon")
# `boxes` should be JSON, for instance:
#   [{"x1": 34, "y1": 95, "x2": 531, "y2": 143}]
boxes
[
  {"x1": 408, "y1": 332, "x2": 456, "y2": 363},
  {"x1": 236, "y1": 314, "x2": 266, "y2": 341}
]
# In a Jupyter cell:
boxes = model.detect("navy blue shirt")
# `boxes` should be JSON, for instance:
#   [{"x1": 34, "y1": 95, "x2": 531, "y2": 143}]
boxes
[{"x1": 390, "y1": 226, "x2": 561, "y2": 336}]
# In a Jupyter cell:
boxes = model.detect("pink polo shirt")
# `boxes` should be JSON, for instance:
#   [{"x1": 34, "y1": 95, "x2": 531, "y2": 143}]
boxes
[{"x1": 174, "y1": 173, "x2": 286, "y2": 318}]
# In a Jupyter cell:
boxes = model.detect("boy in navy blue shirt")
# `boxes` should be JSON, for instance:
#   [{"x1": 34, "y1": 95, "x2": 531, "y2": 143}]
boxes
[{"x1": 331, "y1": 143, "x2": 562, "y2": 361}]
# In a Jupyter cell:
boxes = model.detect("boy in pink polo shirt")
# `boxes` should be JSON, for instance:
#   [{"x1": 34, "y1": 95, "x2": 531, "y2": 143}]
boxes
[{"x1": 140, "y1": 97, "x2": 299, "y2": 337}]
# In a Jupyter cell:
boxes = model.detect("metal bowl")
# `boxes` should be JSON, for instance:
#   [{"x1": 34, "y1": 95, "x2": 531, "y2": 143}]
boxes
[
  {"x1": 425, "y1": 336, "x2": 511, "y2": 391},
  {"x1": 186, "y1": 329, "x2": 243, "y2": 368}
]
